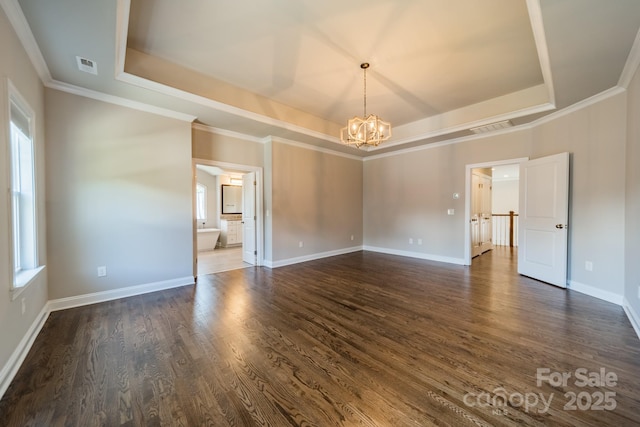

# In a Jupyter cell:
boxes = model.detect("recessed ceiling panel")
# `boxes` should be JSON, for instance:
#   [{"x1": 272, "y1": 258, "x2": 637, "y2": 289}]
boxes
[{"x1": 127, "y1": 0, "x2": 543, "y2": 126}]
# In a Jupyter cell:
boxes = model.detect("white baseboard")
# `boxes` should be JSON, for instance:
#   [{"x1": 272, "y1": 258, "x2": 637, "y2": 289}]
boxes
[
  {"x1": 265, "y1": 246, "x2": 363, "y2": 268},
  {"x1": 0, "y1": 304, "x2": 50, "y2": 399},
  {"x1": 363, "y1": 245, "x2": 466, "y2": 266},
  {"x1": 567, "y1": 280, "x2": 624, "y2": 305},
  {"x1": 48, "y1": 276, "x2": 195, "y2": 312},
  {"x1": 623, "y1": 298, "x2": 640, "y2": 341}
]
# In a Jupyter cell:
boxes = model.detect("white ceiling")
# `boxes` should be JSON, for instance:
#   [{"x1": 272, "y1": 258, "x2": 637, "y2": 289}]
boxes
[{"x1": 8, "y1": 0, "x2": 640, "y2": 156}]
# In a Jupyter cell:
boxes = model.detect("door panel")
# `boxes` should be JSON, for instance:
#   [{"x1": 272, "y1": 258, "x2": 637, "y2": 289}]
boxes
[
  {"x1": 242, "y1": 172, "x2": 256, "y2": 265},
  {"x1": 518, "y1": 152, "x2": 569, "y2": 287},
  {"x1": 471, "y1": 171, "x2": 493, "y2": 257}
]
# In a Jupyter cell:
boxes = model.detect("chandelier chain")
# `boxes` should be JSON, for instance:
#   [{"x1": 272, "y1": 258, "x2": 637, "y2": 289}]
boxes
[{"x1": 363, "y1": 65, "x2": 367, "y2": 117}]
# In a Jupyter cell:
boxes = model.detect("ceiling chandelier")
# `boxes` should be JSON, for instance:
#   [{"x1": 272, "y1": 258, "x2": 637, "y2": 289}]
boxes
[{"x1": 340, "y1": 63, "x2": 391, "y2": 148}]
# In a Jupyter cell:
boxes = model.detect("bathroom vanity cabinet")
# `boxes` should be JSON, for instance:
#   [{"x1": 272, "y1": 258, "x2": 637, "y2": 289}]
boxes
[{"x1": 220, "y1": 219, "x2": 243, "y2": 247}]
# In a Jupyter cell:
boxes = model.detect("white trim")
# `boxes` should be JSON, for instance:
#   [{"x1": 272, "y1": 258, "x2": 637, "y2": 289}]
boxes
[
  {"x1": 192, "y1": 123, "x2": 265, "y2": 144},
  {"x1": 530, "y1": 87, "x2": 625, "y2": 127},
  {"x1": 364, "y1": 125, "x2": 530, "y2": 161},
  {"x1": 11, "y1": 266, "x2": 45, "y2": 300},
  {"x1": 265, "y1": 246, "x2": 363, "y2": 269},
  {"x1": 0, "y1": 303, "x2": 49, "y2": 399},
  {"x1": 619, "y1": 26, "x2": 640, "y2": 88},
  {"x1": 363, "y1": 245, "x2": 465, "y2": 266},
  {"x1": 567, "y1": 281, "x2": 624, "y2": 306},
  {"x1": 269, "y1": 136, "x2": 362, "y2": 161},
  {"x1": 364, "y1": 86, "x2": 626, "y2": 162},
  {"x1": 373, "y1": 101, "x2": 555, "y2": 151},
  {"x1": 623, "y1": 298, "x2": 640, "y2": 341},
  {"x1": 46, "y1": 80, "x2": 196, "y2": 122},
  {"x1": 0, "y1": 0, "x2": 52, "y2": 83},
  {"x1": 114, "y1": 0, "x2": 130, "y2": 79},
  {"x1": 526, "y1": 0, "x2": 556, "y2": 105},
  {"x1": 47, "y1": 276, "x2": 194, "y2": 312}
]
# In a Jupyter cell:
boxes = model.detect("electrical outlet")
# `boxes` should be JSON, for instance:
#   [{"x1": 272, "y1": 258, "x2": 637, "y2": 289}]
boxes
[
  {"x1": 299, "y1": 241, "x2": 304, "y2": 248},
  {"x1": 585, "y1": 261, "x2": 593, "y2": 272},
  {"x1": 418, "y1": 238, "x2": 423, "y2": 245},
  {"x1": 409, "y1": 238, "x2": 413, "y2": 244},
  {"x1": 447, "y1": 209, "x2": 455, "y2": 215},
  {"x1": 350, "y1": 235, "x2": 354, "y2": 241},
  {"x1": 21, "y1": 298, "x2": 25, "y2": 315},
  {"x1": 97, "y1": 266, "x2": 107, "y2": 277}
]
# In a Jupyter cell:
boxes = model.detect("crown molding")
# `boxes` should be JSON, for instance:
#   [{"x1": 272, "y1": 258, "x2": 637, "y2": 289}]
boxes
[
  {"x1": 268, "y1": 136, "x2": 362, "y2": 161},
  {"x1": 192, "y1": 123, "x2": 265, "y2": 144},
  {"x1": 364, "y1": 85, "x2": 625, "y2": 161},
  {"x1": 529, "y1": 86, "x2": 625, "y2": 127},
  {"x1": 46, "y1": 80, "x2": 196, "y2": 122},
  {"x1": 619, "y1": 26, "x2": 640, "y2": 88},
  {"x1": 364, "y1": 124, "x2": 530, "y2": 161}
]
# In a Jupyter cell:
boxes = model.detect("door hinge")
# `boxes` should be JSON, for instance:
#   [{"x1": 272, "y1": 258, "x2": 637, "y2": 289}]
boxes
[
  {"x1": 253, "y1": 181, "x2": 256, "y2": 185},
  {"x1": 254, "y1": 215, "x2": 256, "y2": 220},
  {"x1": 254, "y1": 250, "x2": 257, "y2": 255}
]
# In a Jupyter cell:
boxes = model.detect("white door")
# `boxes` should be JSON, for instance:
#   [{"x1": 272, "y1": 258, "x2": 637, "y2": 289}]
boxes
[
  {"x1": 518, "y1": 152, "x2": 570, "y2": 287},
  {"x1": 242, "y1": 172, "x2": 256, "y2": 265},
  {"x1": 471, "y1": 171, "x2": 493, "y2": 257}
]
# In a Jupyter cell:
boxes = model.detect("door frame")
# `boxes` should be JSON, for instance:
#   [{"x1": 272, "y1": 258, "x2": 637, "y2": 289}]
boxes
[
  {"x1": 464, "y1": 157, "x2": 529, "y2": 265},
  {"x1": 192, "y1": 158, "x2": 265, "y2": 276}
]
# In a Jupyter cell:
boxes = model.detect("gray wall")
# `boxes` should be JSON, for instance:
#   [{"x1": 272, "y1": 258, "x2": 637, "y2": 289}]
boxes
[
  {"x1": 626, "y1": 63, "x2": 640, "y2": 321},
  {"x1": 364, "y1": 130, "x2": 532, "y2": 262},
  {"x1": 492, "y1": 180, "x2": 519, "y2": 214},
  {"x1": 271, "y1": 142, "x2": 363, "y2": 261},
  {"x1": 45, "y1": 89, "x2": 194, "y2": 300},
  {"x1": 192, "y1": 128, "x2": 264, "y2": 168},
  {"x1": 0, "y1": 7, "x2": 49, "y2": 385},
  {"x1": 192, "y1": 130, "x2": 363, "y2": 264},
  {"x1": 364, "y1": 91, "x2": 627, "y2": 297}
]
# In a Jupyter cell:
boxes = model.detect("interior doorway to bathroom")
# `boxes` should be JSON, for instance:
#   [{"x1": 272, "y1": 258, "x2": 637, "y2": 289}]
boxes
[{"x1": 193, "y1": 159, "x2": 264, "y2": 278}]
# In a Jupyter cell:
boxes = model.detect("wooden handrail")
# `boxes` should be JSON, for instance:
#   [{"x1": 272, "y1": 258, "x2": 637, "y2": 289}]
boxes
[{"x1": 491, "y1": 211, "x2": 519, "y2": 247}]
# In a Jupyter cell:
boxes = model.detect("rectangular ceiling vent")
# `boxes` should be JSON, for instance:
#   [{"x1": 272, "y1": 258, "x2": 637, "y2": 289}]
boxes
[
  {"x1": 470, "y1": 120, "x2": 512, "y2": 134},
  {"x1": 76, "y1": 56, "x2": 98, "y2": 75}
]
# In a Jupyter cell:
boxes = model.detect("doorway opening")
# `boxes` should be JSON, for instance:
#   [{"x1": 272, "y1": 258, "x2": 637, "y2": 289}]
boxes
[
  {"x1": 193, "y1": 159, "x2": 264, "y2": 278},
  {"x1": 464, "y1": 157, "x2": 527, "y2": 265}
]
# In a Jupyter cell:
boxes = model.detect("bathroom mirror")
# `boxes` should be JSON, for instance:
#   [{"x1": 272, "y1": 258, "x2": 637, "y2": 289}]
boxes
[{"x1": 221, "y1": 185, "x2": 242, "y2": 214}]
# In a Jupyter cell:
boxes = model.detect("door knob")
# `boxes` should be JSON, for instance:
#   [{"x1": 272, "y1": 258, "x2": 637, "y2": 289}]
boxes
[{"x1": 555, "y1": 224, "x2": 567, "y2": 229}]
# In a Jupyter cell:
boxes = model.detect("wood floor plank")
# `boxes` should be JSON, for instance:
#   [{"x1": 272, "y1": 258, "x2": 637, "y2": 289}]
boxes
[{"x1": 1, "y1": 248, "x2": 640, "y2": 426}]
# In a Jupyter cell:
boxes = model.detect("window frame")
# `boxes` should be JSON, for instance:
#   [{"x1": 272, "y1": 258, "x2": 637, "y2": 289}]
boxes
[
  {"x1": 7, "y1": 80, "x2": 44, "y2": 297},
  {"x1": 196, "y1": 182, "x2": 207, "y2": 221}
]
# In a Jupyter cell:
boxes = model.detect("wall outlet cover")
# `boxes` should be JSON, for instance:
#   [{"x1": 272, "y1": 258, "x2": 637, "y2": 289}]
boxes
[{"x1": 97, "y1": 266, "x2": 107, "y2": 277}]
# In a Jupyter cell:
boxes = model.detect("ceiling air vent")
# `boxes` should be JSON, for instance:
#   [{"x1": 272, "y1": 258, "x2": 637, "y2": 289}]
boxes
[
  {"x1": 76, "y1": 56, "x2": 98, "y2": 75},
  {"x1": 470, "y1": 120, "x2": 512, "y2": 134}
]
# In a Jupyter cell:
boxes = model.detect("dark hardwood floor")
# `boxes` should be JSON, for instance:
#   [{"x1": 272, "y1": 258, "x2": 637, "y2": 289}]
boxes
[{"x1": 1, "y1": 248, "x2": 639, "y2": 426}]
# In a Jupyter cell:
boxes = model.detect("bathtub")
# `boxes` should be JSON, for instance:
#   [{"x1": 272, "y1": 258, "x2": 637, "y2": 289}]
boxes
[{"x1": 197, "y1": 228, "x2": 220, "y2": 252}]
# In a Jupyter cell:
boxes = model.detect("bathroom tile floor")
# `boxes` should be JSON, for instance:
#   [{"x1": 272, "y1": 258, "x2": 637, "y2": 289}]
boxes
[{"x1": 197, "y1": 246, "x2": 251, "y2": 276}]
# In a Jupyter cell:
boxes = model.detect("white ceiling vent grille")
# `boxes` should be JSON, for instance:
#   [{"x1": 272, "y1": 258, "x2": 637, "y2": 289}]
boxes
[
  {"x1": 76, "y1": 56, "x2": 98, "y2": 75},
  {"x1": 470, "y1": 120, "x2": 513, "y2": 134}
]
